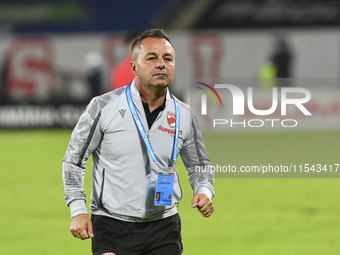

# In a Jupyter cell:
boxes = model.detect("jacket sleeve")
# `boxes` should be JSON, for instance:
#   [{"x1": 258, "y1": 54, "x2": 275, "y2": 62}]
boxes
[
  {"x1": 62, "y1": 97, "x2": 103, "y2": 217},
  {"x1": 180, "y1": 110, "x2": 215, "y2": 200}
]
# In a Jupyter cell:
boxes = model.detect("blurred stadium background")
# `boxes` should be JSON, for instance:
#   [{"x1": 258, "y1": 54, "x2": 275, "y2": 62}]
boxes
[{"x1": 1, "y1": 0, "x2": 340, "y2": 254}]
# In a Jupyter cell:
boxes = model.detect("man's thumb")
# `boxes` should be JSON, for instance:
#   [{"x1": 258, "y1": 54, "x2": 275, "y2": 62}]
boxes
[
  {"x1": 192, "y1": 196, "x2": 199, "y2": 208},
  {"x1": 87, "y1": 222, "x2": 94, "y2": 238}
]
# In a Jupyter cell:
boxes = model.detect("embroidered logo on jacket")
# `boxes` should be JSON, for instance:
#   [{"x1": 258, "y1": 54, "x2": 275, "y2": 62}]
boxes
[
  {"x1": 118, "y1": 109, "x2": 126, "y2": 118},
  {"x1": 158, "y1": 125, "x2": 183, "y2": 135},
  {"x1": 167, "y1": 111, "x2": 176, "y2": 128},
  {"x1": 102, "y1": 253, "x2": 116, "y2": 255}
]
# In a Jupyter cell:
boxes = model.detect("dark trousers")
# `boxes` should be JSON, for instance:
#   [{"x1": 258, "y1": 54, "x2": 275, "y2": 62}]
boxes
[{"x1": 91, "y1": 214, "x2": 183, "y2": 255}]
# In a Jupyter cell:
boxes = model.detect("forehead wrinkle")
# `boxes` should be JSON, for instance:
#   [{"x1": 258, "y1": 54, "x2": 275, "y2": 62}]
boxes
[{"x1": 145, "y1": 52, "x2": 158, "y2": 56}]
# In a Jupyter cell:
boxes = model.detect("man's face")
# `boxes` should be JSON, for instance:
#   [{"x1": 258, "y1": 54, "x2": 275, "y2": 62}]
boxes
[{"x1": 131, "y1": 37, "x2": 175, "y2": 88}]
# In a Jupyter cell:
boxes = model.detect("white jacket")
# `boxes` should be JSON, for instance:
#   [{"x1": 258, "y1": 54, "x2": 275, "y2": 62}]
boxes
[{"x1": 62, "y1": 81, "x2": 214, "y2": 222}]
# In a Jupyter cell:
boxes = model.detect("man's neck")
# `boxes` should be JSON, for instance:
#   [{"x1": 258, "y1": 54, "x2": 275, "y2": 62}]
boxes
[{"x1": 136, "y1": 82, "x2": 167, "y2": 112}]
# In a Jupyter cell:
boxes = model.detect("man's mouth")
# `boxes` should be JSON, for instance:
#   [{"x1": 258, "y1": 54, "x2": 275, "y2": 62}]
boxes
[{"x1": 154, "y1": 73, "x2": 167, "y2": 77}]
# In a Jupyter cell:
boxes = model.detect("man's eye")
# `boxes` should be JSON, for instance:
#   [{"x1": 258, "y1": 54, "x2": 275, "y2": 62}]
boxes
[{"x1": 148, "y1": 57, "x2": 156, "y2": 60}]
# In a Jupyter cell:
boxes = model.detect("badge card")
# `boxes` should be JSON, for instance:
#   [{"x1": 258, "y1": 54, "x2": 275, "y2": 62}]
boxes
[{"x1": 154, "y1": 173, "x2": 174, "y2": 206}]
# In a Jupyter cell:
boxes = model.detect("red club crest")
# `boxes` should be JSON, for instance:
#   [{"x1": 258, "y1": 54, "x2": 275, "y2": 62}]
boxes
[{"x1": 167, "y1": 111, "x2": 176, "y2": 128}]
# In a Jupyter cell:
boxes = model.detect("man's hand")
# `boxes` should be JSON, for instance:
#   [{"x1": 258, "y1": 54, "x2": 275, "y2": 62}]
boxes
[
  {"x1": 70, "y1": 214, "x2": 94, "y2": 240},
  {"x1": 192, "y1": 193, "x2": 214, "y2": 217}
]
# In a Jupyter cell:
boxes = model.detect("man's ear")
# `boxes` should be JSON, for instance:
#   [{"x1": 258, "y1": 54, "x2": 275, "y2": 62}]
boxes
[{"x1": 131, "y1": 60, "x2": 137, "y2": 76}]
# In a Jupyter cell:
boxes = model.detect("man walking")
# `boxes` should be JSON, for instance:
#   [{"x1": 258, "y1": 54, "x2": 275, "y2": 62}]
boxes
[{"x1": 63, "y1": 28, "x2": 214, "y2": 255}]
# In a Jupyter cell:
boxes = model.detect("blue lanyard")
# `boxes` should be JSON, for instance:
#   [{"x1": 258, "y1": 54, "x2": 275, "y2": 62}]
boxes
[{"x1": 126, "y1": 84, "x2": 180, "y2": 163}]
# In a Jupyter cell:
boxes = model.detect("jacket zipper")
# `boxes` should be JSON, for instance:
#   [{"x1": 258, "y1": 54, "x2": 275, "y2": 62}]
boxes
[{"x1": 99, "y1": 168, "x2": 105, "y2": 207}]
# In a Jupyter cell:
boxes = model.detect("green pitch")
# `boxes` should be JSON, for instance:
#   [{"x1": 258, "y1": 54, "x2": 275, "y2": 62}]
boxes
[{"x1": 0, "y1": 129, "x2": 339, "y2": 254}]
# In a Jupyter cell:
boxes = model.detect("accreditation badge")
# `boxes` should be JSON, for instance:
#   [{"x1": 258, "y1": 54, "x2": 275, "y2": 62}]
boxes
[{"x1": 154, "y1": 173, "x2": 174, "y2": 206}]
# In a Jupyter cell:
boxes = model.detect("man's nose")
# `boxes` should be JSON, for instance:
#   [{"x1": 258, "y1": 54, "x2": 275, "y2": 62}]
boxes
[{"x1": 156, "y1": 59, "x2": 165, "y2": 69}]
